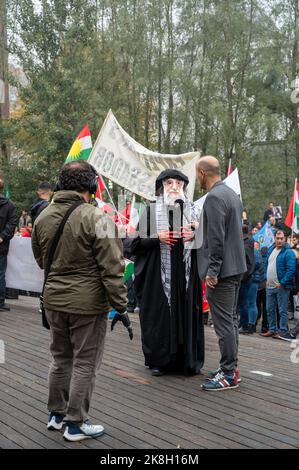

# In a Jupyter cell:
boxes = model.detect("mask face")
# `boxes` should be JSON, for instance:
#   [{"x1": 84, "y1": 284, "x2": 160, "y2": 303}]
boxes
[{"x1": 163, "y1": 178, "x2": 185, "y2": 204}]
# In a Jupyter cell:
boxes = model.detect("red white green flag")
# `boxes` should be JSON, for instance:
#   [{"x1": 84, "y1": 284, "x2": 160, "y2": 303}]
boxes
[
  {"x1": 65, "y1": 124, "x2": 92, "y2": 163},
  {"x1": 227, "y1": 158, "x2": 233, "y2": 176},
  {"x1": 285, "y1": 179, "x2": 299, "y2": 233},
  {"x1": 95, "y1": 175, "x2": 106, "y2": 200}
]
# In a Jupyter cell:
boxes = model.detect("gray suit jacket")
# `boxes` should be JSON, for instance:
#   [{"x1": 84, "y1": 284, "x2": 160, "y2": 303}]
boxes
[{"x1": 197, "y1": 181, "x2": 246, "y2": 279}]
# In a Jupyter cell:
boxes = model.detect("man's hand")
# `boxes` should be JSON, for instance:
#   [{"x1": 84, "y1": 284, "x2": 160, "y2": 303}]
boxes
[
  {"x1": 111, "y1": 311, "x2": 133, "y2": 340},
  {"x1": 0, "y1": 238, "x2": 3, "y2": 244},
  {"x1": 181, "y1": 225, "x2": 195, "y2": 243},
  {"x1": 206, "y1": 276, "x2": 218, "y2": 289},
  {"x1": 158, "y1": 230, "x2": 178, "y2": 246}
]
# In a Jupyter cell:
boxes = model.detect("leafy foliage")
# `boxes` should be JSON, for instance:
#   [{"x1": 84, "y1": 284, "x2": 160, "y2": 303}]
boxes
[{"x1": 1, "y1": 0, "x2": 299, "y2": 220}]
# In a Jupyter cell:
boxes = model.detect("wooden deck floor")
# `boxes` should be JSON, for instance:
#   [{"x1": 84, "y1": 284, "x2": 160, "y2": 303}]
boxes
[{"x1": 0, "y1": 296, "x2": 298, "y2": 449}]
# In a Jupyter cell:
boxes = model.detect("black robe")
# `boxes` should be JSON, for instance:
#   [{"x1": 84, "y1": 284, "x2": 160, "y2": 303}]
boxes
[{"x1": 131, "y1": 203, "x2": 204, "y2": 375}]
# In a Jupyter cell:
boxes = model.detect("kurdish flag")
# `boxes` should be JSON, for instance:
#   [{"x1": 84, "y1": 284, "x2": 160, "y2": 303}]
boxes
[
  {"x1": 65, "y1": 124, "x2": 92, "y2": 163},
  {"x1": 285, "y1": 178, "x2": 299, "y2": 233}
]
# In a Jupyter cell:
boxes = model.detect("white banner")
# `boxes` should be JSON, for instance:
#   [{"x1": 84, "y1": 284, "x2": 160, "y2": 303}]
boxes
[
  {"x1": 88, "y1": 110, "x2": 200, "y2": 201},
  {"x1": 6, "y1": 237, "x2": 44, "y2": 293}
]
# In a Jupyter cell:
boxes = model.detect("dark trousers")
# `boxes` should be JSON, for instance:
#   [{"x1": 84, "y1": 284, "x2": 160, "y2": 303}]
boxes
[
  {"x1": 0, "y1": 254, "x2": 8, "y2": 305},
  {"x1": 126, "y1": 277, "x2": 138, "y2": 311},
  {"x1": 206, "y1": 275, "x2": 242, "y2": 374},
  {"x1": 291, "y1": 319, "x2": 299, "y2": 336},
  {"x1": 256, "y1": 288, "x2": 268, "y2": 331}
]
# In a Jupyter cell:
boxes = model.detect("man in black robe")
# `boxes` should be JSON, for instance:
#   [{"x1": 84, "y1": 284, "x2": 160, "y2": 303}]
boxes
[{"x1": 131, "y1": 169, "x2": 204, "y2": 376}]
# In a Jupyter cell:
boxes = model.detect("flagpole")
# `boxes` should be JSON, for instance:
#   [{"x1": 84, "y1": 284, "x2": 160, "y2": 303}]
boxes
[
  {"x1": 101, "y1": 175, "x2": 124, "y2": 225},
  {"x1": 101, "y1": 176, "x2": 126, "y2": 225},
  {"x1": 292, "y1": 178, "x2": 297, "y2": 239},
  {"x1": 127, "y1": 194, "x2": 136, "y2": 233},
  {"x1": 227, "y1": 158, "x2": 232, "y2": 177}
]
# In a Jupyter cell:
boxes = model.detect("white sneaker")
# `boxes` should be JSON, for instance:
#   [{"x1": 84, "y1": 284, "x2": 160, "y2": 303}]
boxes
[
  {"x1": 47, "y1": 413, "x2": 64, "y2": 431},
  {"x1": 63, "y1": 421, "x2": 105, "y2": 441}
]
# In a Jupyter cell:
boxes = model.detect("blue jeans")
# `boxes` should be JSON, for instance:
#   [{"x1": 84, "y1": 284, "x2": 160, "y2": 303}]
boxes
[
  {"x1": 247, "y1": 281, "x2": 259, "y2": 325},
  {"x1": 266, "y1": 287, "x2": 290, "y2": 333},
  {"x1": 0, "y1": 254, "x2": 8, "y2": 305},
  {"x1": 238, "y1": 279, "x2": 251, "y2": 326}
]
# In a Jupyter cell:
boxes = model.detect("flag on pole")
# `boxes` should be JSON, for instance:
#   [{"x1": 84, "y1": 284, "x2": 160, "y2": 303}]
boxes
[
  {"x1": 114, "y1": 203, "x2": 131, "y2": 225},
  {"x1": 95, "y1": 175, "x2": 105, "y2": 200},
  {"x1": 114, "y1": 195, "x2": 145, "y2": 231},
  {"x1": 285, "y1": 178, "x2": 299, "y2": 233},
  {"x1": 127, "y1": 195, "x2": 139, "y2": 233},
  {"x1": 253, "y1": 221, "x2": 275, "y2": 248},
  {"x1": 227, "y1": 158, "x2": 233, "y2": 176},
  {"x1": 65, "y1": 124, "x2": 92, "y2": 163}
]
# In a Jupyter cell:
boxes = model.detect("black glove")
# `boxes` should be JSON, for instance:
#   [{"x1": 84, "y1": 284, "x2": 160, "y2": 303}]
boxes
[{"x1": 111, "y1": 311, "x2": 133, "y2": 340}]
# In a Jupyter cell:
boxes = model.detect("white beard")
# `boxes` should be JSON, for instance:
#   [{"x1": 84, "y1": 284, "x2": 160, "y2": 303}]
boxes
[{"x1": 163, "y1": 190, "x2": 185, "y2": 206}]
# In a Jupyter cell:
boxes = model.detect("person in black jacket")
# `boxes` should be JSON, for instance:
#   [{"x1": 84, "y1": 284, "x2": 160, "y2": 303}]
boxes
[
  {"x1": 0, "y1": 179, "x2": 17, "y2": 311},
  {"x1": 30, "y1": 182, "x2": 53, "y2": 225},
  {"x1": 263, "y1": 202, "x2": 274, "y2": 222}
]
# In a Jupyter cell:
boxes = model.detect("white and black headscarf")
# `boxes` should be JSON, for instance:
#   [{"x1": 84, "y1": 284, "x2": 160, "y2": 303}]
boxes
[{"x1": 155, "y1": 170, "x2": 199, "y2": 306}]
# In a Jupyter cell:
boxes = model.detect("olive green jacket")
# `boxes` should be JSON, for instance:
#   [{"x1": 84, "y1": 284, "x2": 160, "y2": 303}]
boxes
[{"x1": 31, "y1": 190, "x2": 127, "y2": 315}]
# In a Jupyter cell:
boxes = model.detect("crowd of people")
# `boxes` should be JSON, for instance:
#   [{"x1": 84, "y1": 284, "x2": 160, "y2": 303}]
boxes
[
  {"x1": 237, "y1": 202, "x2": 299, "y2": 342},
  {"x1": 0, "y1": 158, "x2": 298, "y2": 442}
]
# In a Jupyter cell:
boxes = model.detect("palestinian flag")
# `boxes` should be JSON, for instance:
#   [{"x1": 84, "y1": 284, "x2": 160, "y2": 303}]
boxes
[
  {"x1": 124, "y1": 259, "x2": 134, "y2": 282},
  {"x1": 65, "y1": 124, "x2": 92, "y2": 163},
  {"x1": 285, "y1": 179, "x2": 299, "y2": 233}
]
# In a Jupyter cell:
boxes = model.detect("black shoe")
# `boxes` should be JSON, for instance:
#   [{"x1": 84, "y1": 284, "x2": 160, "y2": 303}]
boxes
[
  {"x1": 247, "y1": 324, "x2": 256, "y2": 334},
  {"x1": 0, "y1": 303, "x2": 10, "y2": 311},
  {"x1": 278, "y1": 331, "x2": 297, "y2": 342},
  {"x1": 151, "y1": 367, "x2": 164, "y2": 376},
  {"x1": 239, "y1": 325, "x2": 250, "y2": 334}
]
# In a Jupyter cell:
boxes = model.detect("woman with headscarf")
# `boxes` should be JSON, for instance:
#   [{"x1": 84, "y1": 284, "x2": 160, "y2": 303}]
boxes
[{"x1": 131, "y1": 169, "x2": 204, "y2": 376}]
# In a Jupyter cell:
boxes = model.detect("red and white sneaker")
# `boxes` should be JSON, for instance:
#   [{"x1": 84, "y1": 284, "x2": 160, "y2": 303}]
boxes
[{"x1": 205, "y1": 367, "x2": 241, "y2": 383}]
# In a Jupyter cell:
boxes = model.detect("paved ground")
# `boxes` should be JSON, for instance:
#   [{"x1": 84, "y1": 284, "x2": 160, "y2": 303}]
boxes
[{"x1": 0, "y1": 296, "x2": 298, "y2": 449}]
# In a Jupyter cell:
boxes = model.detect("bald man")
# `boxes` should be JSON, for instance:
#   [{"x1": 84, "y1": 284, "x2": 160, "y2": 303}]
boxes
[{"x1": 196, "y1": 156, "x2": 246, "y2": 391}]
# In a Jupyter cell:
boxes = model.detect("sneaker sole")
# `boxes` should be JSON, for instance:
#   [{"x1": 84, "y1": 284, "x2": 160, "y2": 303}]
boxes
[
  {"x1": 47, "y1": 419, "x2": 64, "y2": 431},
  {"x1": 201, "y1": 384, "x2": 239, "y2": 391},
  {"x1": 63, "y1": 430, "x2": 104, "y2": 442},
  {"x1": 278, "y1": 336, "x2": 293, "y2": 342},
  {"x1": 47, "y1": 423, "x2": 64, "y2": 431}
]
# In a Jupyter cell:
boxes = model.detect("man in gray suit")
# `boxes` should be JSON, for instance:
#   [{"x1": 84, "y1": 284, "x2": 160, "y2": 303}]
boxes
[{"x1": 196, "y1": 156, "x2": 246, "y2": 391}]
